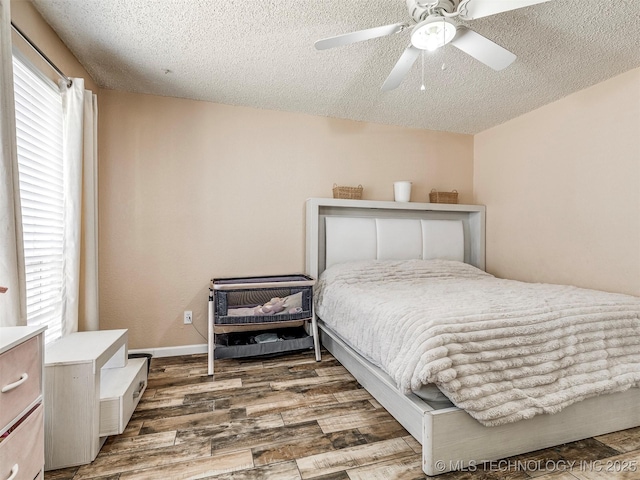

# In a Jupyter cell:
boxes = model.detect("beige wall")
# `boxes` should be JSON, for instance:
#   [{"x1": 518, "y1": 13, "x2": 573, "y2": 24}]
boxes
[
  {"x1": 98, "y1": 90, "x2": 474, "y2": 348},
  {"x1": 474, "y1": 67, "x2": 640, "y2": 297}
]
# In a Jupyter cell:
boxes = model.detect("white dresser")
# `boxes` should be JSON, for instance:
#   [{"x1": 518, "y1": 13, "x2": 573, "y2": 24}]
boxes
[
  {"x1": 0, "y1": 326, "x2": 47, "y2": 480},
  {"x1": 44, "y1": 329, "x2": 147, "y2": 470}
]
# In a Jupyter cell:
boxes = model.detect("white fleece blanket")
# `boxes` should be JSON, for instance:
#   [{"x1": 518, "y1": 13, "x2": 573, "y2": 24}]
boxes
[{"x1": 315, "y1": 259, "x2": 640, "y2": 426}]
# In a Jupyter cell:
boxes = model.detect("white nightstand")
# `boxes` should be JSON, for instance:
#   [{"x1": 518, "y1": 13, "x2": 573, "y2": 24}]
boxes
[{"x1": 44, "y1": 329, "x2": 147, "y2": 470}]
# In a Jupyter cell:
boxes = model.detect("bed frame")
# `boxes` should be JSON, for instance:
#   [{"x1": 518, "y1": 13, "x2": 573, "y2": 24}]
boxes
[{"x1": 305, "y1": 197, "x2": 640, "y2": 476}]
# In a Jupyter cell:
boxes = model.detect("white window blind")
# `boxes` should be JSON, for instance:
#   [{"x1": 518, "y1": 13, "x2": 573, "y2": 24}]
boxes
[{"x1": 13, "y1": 53, "x2": 64, "y2": 344}]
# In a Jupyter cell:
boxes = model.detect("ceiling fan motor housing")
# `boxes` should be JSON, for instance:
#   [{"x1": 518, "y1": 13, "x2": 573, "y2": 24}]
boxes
[{"x1": 405, "y1": 0, "x2": 458, "y2": 23}]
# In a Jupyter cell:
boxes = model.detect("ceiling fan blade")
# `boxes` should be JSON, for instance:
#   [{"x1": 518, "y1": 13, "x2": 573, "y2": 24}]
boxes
[
  {"x1": 458, "y1": 0, "x2": 552, "y2": 20},
  {"x1": 381, "y1": 44, "x2": 421, "y2": 91},
  {"x1": 315, "y1": 23, "x2": 407, "y2": 50},
  {"x1": 449, "y1": 28, "x2": 516, "y2": 71}
]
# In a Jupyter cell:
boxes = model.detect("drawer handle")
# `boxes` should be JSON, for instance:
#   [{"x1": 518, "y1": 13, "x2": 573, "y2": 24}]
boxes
[
  {"x1": 1, "y1": 373, "x2": 28, "y2": 393},
  {"x1": 132, "y1": 380, "x2": 145, "y2": 399},
  {"x1": 6, "y1": 464, "x2": 19, "y2": 480}
]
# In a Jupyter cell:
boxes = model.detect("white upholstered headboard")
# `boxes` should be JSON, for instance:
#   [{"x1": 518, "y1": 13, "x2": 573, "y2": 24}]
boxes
[{"x1": 305, "y1": 198, "x2": 485, "y2": 279}]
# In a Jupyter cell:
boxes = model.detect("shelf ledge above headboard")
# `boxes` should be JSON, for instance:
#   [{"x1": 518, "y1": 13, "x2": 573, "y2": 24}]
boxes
[{"x1": 305, "y1": 197, "x2": 486, "y2": 279}]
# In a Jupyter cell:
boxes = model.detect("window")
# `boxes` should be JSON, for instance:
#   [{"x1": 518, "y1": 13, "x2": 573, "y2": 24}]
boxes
[{"x1": 13, "y1": 52, "x2": 64, "y2": 344}]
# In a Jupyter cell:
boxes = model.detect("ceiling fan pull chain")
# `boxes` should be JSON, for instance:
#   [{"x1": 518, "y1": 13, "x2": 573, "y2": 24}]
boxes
[
  {"x1": 441, "y1": 18, "x2": 447, "y2": 71},
  {"x1": 420, "y1": 51, "x2": 426, "y2": 91}
]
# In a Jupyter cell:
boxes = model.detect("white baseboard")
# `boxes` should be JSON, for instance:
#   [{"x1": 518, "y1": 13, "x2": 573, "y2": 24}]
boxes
[{"x1": 128, "y1": 344, "x2": 207, "y2": 358}]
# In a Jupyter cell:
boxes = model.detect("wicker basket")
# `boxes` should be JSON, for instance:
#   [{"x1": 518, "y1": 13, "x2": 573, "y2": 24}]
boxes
[
  {"x1": 429, "y1": 189, "x2": 458, "y2": 204},
  {"x1": 333, "y1": 184, "x2": 363, "y2": 200}
]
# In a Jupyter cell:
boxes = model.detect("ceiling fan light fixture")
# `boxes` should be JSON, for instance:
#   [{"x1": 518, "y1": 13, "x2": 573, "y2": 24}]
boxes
[{"x1": 410, "y1": 16, "x2": 456, "y2": 51}]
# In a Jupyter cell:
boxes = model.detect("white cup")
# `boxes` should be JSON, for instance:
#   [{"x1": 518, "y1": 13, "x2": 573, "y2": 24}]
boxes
[{"x1": 393, "y1": 181, "x2": 412, "y2": 202}]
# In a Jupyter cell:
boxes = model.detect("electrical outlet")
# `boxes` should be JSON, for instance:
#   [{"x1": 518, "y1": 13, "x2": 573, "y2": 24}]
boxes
[{"x1": 184, "y1": 311, "x2": 192, "y2": 324}]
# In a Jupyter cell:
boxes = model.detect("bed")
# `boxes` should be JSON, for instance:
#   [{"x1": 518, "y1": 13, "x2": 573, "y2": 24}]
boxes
[{"x1": 304, "y1": 197, "x2": 640, "y2": 476}]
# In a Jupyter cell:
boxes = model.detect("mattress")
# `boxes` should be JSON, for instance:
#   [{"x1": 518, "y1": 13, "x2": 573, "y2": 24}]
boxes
[{"x1": 315, "y1": 259, "x2": 640, "y2": 426}]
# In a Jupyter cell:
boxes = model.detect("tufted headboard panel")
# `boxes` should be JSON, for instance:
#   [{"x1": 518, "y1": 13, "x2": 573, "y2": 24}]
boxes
[{"x1": 324, "y1": 217, "x2": 464, "y2": 270}]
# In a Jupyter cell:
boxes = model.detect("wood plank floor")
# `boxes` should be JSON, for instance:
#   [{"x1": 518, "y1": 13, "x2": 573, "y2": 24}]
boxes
[{"x1": 45, "y1": 349, "x2": 640, "y2": 480}]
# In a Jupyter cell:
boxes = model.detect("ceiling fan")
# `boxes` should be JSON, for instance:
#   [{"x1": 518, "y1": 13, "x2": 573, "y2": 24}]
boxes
[{"x1": 314, "y1": 0, "x2": 552, "y2": 91}]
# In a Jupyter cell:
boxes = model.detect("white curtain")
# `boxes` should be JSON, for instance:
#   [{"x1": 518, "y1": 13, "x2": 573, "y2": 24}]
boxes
[
  {"x1": 0, "y1": 0, "x2": 27, "y2": 327},
  {"x1": 60, "y1": 78, "x2": 99, "y2": 335},
  {"x1": 80, "y1": 90, "x2": 99, "y2": 332}
]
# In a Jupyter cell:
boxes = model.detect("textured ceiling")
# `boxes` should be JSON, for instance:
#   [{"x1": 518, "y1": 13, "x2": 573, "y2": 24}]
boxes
[{"x1": 31, "y1": 0, "x2": 640, "y2": 134}]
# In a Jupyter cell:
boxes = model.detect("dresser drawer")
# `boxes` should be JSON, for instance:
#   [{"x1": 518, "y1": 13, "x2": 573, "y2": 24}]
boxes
[
  {"x1": 99, "y1": 358, "x2": 147, "y2": 436},
  {"x1": 0, "y1": 403, "x2": 44, "y2": 480},
  {"x1": 0, "y1": 336, "x2": 42, "y2": 430}
]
